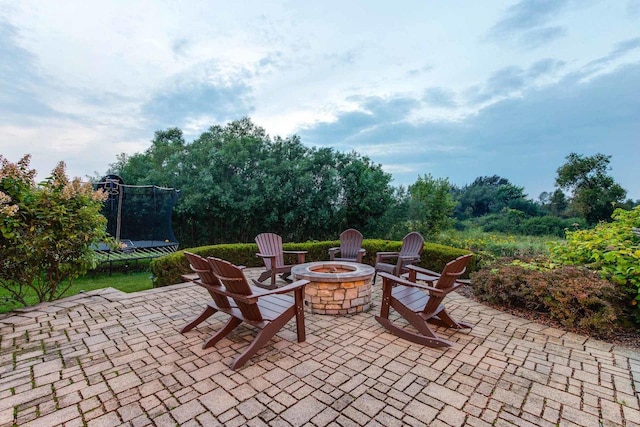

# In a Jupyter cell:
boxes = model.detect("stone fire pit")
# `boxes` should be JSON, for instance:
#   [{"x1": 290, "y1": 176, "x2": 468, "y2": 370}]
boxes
[{"x1": 291, "y1": 261, "x2": 375, "y2": 315}]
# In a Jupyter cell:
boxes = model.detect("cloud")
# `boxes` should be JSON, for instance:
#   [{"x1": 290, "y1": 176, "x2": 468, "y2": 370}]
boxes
[
  {"x1": 465, "y1": 59, "x2": 564, "y2": 105},
  {"x1": 585, "y1": 37, "x2": 640, "y2": 69},
  {"x1": 486, "y1": 0, "x2": 570, "y2": 48},
  {"x1": 628, "y1": 0, "x2": 640, "y2": 16},
  {"x1": 527, "y1": 58, "x2": 565, "y2": 79},
  {"x1": 0, "y1": 21, "x2": 59, "y2": 122},
  {"x1": 299, "y1": 96, "x2": 421, "y2": 149},
  {"x1": 423, "y1": 87, "x2": 457, "y2": 108},
  {"x1": 299, "y1": 62, "x2": 640, "y2": 199},
  {"x1": 142, "y1": 72, "x2": 254, "y2": 131}
]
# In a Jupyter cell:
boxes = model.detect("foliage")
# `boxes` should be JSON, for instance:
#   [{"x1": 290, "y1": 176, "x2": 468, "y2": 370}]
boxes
[
  {"x1": 150, "y1": 239, "x2": 473, "y2": 287},
  {"x1": 112, "y1": 118, "x2": 395, "y2": 246},
  {"x1": 408, "y1": 174, "x2": 456, "y2": 238},
  {"x1": 538, "y1": 189, "x2": 570, "y2": 217},
  {"x1": 555, "y1": 153, "x2": 627, "y2": 225},
  {"x1": 548, "y1": 206, "x2": 640, "y2": 320},
  {"x1": 0, "y1": 155, "x2": 110, "y2": 305},
  {"x1": 373, "y1": 186, "x2": 411, "y2": 240},
  {"x1": 470, "y1": 258, "x2": 628, "y2": 333},
  {"x1": 453, "y1": 175, "x2": 537, "y2": 220},
  {"x1": 436, "y1": 228, "x2": 554, "y2": 268},
  {"x1": 475, "y1": 211, "x2": 586, "y2": 237}
]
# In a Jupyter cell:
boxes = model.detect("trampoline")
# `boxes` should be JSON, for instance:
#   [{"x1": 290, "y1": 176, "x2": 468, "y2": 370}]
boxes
[{"x1": 94, "y1": 175, "x2": 180, "y2": 270}]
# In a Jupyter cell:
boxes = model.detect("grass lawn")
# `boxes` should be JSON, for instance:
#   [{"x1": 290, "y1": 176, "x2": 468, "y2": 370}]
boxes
[{"x1": 0, "y1": 271, "x2": 154, "y2": 314}]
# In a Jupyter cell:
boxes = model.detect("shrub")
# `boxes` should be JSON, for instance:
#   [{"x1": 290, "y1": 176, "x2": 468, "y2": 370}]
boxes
[
  {"x1": 549, "y1": 206, "x2": 640, "y2": 320},
  {"x1": 0, "y1": 155, "x2": 110, "y2": 305},
  {"x1": 470, "y1": 258, "x2": 628, "y2": 333},
  {"x1": 150, "y1": 239, "x2": 474, "y2": 287},
  {"x1": 476, "y1": 211, "x2": 587, "y2": 237}
]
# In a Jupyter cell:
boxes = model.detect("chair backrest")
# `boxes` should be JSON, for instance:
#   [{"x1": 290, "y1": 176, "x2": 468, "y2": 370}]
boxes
[
  {"x1": 339, "y1": 228, "x2": 364, "y2": 259},
  {"x1": 422, "y1": 254, "x2": 472, "y2": 314},
  {"x1": 208, "y1": 257, "x2": 263, "y2": 322},
  {"x1": 184, "y1": 252, "x2": 231, "y2": 309},
  {"x1": 255, "y1": 233, "x2": 285, "y2": 269},
  {"x1": 400, "y1": 232, "x2": 424, "y2": 257}
]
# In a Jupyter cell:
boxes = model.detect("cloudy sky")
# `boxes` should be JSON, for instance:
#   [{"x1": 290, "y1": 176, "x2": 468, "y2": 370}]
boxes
[{"x1": 1, "y1": 0, "x2": 639, "y2": 199}]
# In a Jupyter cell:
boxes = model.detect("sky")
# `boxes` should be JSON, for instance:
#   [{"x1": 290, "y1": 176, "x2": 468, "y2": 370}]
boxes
[{"x1": 1, "y1": 0, "x2": 639, "y2": 200}]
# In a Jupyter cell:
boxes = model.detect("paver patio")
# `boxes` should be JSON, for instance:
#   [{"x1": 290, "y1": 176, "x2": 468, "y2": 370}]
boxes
[{"x1": 0, "y1": 268, "x2": 639, "y2": 426}]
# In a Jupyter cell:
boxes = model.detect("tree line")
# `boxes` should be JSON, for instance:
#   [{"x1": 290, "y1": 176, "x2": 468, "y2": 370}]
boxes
[{"x1": 105, "y1": 118, "x2": 637, "y2": 247}]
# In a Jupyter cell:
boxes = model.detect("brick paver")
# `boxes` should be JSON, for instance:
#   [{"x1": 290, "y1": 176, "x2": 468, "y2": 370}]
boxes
[{"x1": 0, "y1": 269, "x2": 638, "y2": 426}]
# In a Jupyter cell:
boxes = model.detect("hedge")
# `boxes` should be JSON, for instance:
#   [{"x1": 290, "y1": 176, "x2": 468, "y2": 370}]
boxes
[{"x1": 149, "y1": 239, "x2": 475, "y2": 287}]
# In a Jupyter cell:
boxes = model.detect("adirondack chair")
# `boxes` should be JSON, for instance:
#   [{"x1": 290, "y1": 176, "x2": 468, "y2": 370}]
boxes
[
  {"x1": 206, "y1": 257, "x2": 308, "y2": 369},
  {"x1": 180, "y1": 251, "x2": 236, "y2": 334},
  {"x1": 373, "y1": 231, "x2": 424, "y2": 283},
  {"x1": 255, "y1": 233, "x2": 307, "y2": 289},
  {"x1": 328, "y1": 228, "x2": 366, "y2": 263},
  {"x1": 375, "y1": 254, "x2": 473, "y2": 348}
]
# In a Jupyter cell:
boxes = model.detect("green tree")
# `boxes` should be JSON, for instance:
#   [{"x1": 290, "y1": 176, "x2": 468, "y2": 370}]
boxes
[
  {"x1": 539, "y1": 189, "x2": 570, "y2": 217},
  {"x1": 453, "y1": 175, "x2": 529, "y2": 219},
  {"x1": 110, "y1": 118, "x2": 396, "y2": 245},
  {"x1": 555, "y1": 153, "x2": 627, "y2": 225},
  {"x1": 408, "y1": 174, "x2": 456, "y2": 238},
  {"x1": 0, "y1": 155, "x2": 110, "y2": 305},
  {"x1": 336, "y1": 152, "x2": 394, "y2": 237}
]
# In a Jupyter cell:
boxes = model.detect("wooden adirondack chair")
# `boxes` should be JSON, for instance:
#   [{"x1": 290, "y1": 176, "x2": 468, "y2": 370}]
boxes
[
  {"x1": 373, "y1": 232, "x2": 424, "y2": 283},
  {"x1": 375, "y1": 254, "x2": 473, "y2": 348},
  {"x1": 328, "y1": 228, "x2": 366, "y2": 263},
  {"x1": 181, "y1": 252, "x2": 236, "y2": 334},
  {"x1": 255, "y1": 233, "x2": 307, "y2": 289},
  {"x1": 205, "y1": 257, "x2": 308, "y2": 369}
]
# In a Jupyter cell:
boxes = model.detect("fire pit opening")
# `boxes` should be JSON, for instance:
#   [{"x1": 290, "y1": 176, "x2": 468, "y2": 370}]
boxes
[
  {"x1": 311, "y1": 265, "x2": 354, "y2": 274},
  {"x1": 291, "y1": 261, "x2": 375, "y2": 315}
]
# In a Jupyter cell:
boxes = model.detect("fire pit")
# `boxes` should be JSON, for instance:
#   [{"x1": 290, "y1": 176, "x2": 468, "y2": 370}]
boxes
[{"x1": 291, "y1": 261, "x2": 375, "y2": 315}]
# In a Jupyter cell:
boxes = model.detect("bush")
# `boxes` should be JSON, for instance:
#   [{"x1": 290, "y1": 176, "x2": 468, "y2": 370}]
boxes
[
  {"x1": 150, "y1": 239, "x2": 474, "y2": 287},
  {"x1": 0, "y1": 155, "x2": 110, "y2": 305},
  {"x1": 470, "y1": 258, "x2": 628, "y2": 333},
  {"x1": 477, "y1": 211, "x2": 587, "y2": 237},
  {"x1": 549, "y1": 206, "x2": 640, "y2": 321}
]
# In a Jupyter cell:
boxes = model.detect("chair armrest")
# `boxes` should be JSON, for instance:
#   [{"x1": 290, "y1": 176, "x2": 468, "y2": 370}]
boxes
[
  {"x1": 378, "y1": 272, "x2": 445, "y2": 296},
  {"x1": 250, "y1": 279, "x2": 309, "y2": 297},
  {"x1": 283, "y1": 250, "x2": 307, "y2": 263},
  {"x1": 376, "y1": 251, "x2": 399, "y2": 262},
  {"x1": 407, "y1": 264, "x2": 439, "y2": 275},
  {"x1": 256, "y1": 252, "x2": 277, "y2": 260},
  {"x1": 407, "y1": 265, "x2": 440, "y2": 282}
]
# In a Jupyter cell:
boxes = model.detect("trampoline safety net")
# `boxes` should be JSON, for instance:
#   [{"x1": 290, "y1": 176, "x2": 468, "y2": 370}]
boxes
[{"x1": 94, "y1": 175, "x2": 181, "y2": 262}]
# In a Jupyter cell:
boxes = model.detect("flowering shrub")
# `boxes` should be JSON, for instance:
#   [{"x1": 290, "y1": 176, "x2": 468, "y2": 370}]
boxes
[
  {"x1": 0, "y1": 155, "x2": 110, "y2": 305},
  {"x1": 470, "y1": 258, "x2": 627, "y2": 333}
]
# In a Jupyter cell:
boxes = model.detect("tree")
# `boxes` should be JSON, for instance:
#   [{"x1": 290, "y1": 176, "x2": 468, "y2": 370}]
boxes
[
  {"x1": 0, "y1": 155, "x2": 110, "y2": 305},
  {"x1": 408, "y1": 174, "x2": 456, "y2": 238},
  {"x1": 453, "y1": 175, "x2": 529, "y2": 219},
  {"x1": 555, "y1": 153, "x2": 627, "y2": 225},
  {"x1": 336, "y1": 151, "x2": 394, "y2": 237},
  {"x1": 110, "y1": 118, "x2": 397, "y2": 245}
]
